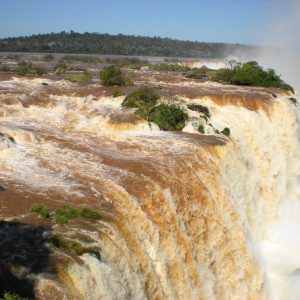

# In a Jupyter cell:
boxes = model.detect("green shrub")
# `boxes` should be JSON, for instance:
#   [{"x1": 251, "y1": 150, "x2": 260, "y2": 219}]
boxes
[
  {"x1": 34, "y1": 66, "x2": 47, "y2": 76},
  {"x1": 99, "y1": 65, "x2": 132, "y2": 86},
  {"x1": 16, "y1": 62, "x2": 46, "y2": 76},
  {"x1": 30, "y1": 203, "x2": 50, "y2": 219},
  {"x1": 67, "y1": 70, "x2": 92, "y2": 84},
  {"x1": 56, "y1": 205, "x2": 80, "y2": 218},
  {"x1": 112, "y1": 90, "x2": 125, "y2": 97},
  {"x1": 55, "y1": 214, "x2": 68, "y2": 225},
  {"x1": 187, "y1": 66, "x2": 210, "y2": 79},
  {"x1": 148, "y1": 103, "x2": 188, "y2": 131},
  {"x1": 187, "y1": 103, "x2": 210, "y2": 117},
  {"x1": 80, "y1": 207, "x2": 100, "y2": 220},
  {"x1": 221, "y1": 127, "x2": 231, "y2": 136},
  {"x1": 122, "y1": 87, "x2": 159, "y2": 110},
  {"x1": 3, "y1": 291, "x2": 29, "y2": 300},
  {"x1": 16, "y1": 62, "x2": 31, "y2": 75},
  {"x1": 212, "y1": 61, "x2": 294, "y2": 92},
  {"x1": 289, "y1": 97, "x2": 297, "y2": 105},
  {"x1": 53, "y1": 60, "x2": 68, "y2": 75},
  {"x1": 48, "y1": 235, "x2": 97, "y2": 256},
  {"x1": 122, "y1": 87, "x2": 160, "y2": 119},
  {"x1": 54, "y1": 204, "x2": 80, "y2": 225},
  {"x1": 188, "y1": 61, "x2": 294, "y2": 92},
  {"x1": 198, "y1": 124, "x2": 205, "y2": 134}
]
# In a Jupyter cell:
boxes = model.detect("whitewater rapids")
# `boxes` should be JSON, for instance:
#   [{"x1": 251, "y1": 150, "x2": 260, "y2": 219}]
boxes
[{"x1": 0, "y1": 76, "x2": 299, "y2": 300}]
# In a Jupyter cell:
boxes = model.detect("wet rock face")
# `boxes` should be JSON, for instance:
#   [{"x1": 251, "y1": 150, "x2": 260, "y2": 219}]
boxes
[
  {"x1": 0, "y1": 221, "x2": 52, "y2": 298},
  {"x1": 0, "y1": 75, "x2": 298, "y2": 299}
]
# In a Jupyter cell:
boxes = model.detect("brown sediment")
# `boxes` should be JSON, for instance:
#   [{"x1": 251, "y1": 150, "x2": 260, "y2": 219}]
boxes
[{"x1": 0, "y1": 72, "x2": 294, "y2": 299}]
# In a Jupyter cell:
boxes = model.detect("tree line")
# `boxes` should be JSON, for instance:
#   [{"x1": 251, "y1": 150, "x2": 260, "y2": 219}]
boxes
[{"x1": 0, "y1": 31, "x2": 259, "y2": 58}]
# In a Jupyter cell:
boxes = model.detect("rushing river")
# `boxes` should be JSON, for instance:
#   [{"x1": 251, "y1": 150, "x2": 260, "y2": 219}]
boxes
[{"x1": 0, "y1": 76, "x2": 299, "y2": 299}]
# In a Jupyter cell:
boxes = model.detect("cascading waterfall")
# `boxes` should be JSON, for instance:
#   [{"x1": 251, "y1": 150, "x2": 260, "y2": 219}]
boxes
[{"x1": 0, "y1": 77, "x2": 299, "y2": 299}]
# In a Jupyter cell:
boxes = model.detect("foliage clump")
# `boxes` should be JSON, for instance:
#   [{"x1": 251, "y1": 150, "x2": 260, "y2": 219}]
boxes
[
  {"x1": 16, "y1": 62, "x2": 46, "y2": 76},
  {"x1": 112, "y1": 90, "x2": 125, "y2": 97},
  {"x1": 221, "y1": 127, "x2": 231, "y2": 136},
  {"x1": 122, "y1": 87, "x2": 159, "y2": 108},
  {"x1": 148, "y1": 103, "x2": 188, "y2": 131},
  {"x1": 198, "y1": 124, "x2": 205, "y2": 134},
  {"x1": 54, "y1": 205, "x2": 79, "y2": 225},
  {"x1": 30, "y1": 203, "x2": 50, "y2": 219},
  {"x1": 3, "y1": 292, "x2": 29, "y2": 300},
  {"x1": 189, "y1": 61, "x2": 294, "y2": 92},
  {"x1": 99, "y1": 65, "x2": 132, "y2": 86},
  {"x1": 80, "y1": 207, "x2": 100, "y2": 220},
  {"x1": 67, "y1": 69, "x2": 92, "y2": 84},
  {"x1": 122, "y1": 88, "x2": 188, "y2": 131},
  {"x1": 289, "y1": 97, "x2": 297, "y2": 105},
  {"x1": 54, "y1": 204, "x2": 100, "y2": 224},
  {"x1": 49, "y1": 235, "x2": 98, "y2": 256},
  {"x1": 187, "y1": 103, "x2": 210, "y2": 117},
  {"x1": 53, "y1": 60, "x2": 68, "y2": 75}
]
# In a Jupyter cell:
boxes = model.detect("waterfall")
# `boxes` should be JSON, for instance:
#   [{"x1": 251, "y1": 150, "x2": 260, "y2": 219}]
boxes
[{"x1": 0, "y1": 77, "x2": 299, "y2": 299}]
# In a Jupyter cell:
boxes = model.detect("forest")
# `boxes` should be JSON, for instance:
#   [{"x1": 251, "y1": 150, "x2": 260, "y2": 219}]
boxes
[{"x1": 0, "y1": 31, "x2": 259, "y2": 58}]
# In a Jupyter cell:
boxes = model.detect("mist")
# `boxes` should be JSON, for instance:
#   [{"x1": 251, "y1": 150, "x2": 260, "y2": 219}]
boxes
[
  {"x1": 232, "y1": 0, "x2": 300, "y2": 94},
  {"x1": 256, "y1": 0, "x2": 300, "y2": 93}
]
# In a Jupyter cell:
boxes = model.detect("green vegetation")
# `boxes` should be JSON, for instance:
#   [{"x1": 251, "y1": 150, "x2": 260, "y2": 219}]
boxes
[
  {"x1": 80, "y1": 207, "x2": 100, "y2": 220},
  {"x1": 54, "y1": 204, "x2": 100, "y2": 224},
  {"x1": 289, "y1": 97, "x2": 297, "y2": 105},
  {"x1": 54, "y1": 205, "x2": 79, "y2": 225},
  {"x1": 198, "y1": 124, "x2": 205, "y2": 134},
  {"x1": 53, "y1": 60, "x2": 68, "y2": 75},
  {"x1": 221, "y1": 127, "x2": 231, "y2": 136},
  {"x1": 48, "y1": 235, "x2": 98, "y2": 256},
  {"x1": 112, "y1": 90, "x2": 125, "y2": 97},
  {"x1": 149, "y1": 63, "x2": 190, "y2": 72},
  {"x1": 122, "y1": 88, "x2": 188, "y2": 131},
  {"x1": 148, "y1": 103, "x2": 188, "y2": 131},
  {"x1": 187, "y1": 66, "x2": 210, "y2": 79},
  {"x1": 16, "y1": 62, "x2": 47, "y2": 76},
  {"x1": 189, "y1": 61, "x2": 294, "y2": 92},
  {"x1": 99, "y1": 65, "x2": 132, "y2": 86},
  {"x1": 67, "y1": 69, "x2": 92, "y2": 84},
  {"x1": 30, "y1": 203, "x2": 50, "y2": 219},
  {"x1": 3, "y1": 292, "x2": 29, "y2": 300},
  {"x1": 43, "y1": 54, "x2": 54, "y2": 61},
  {"x1": 122, "y1": 87, "x2": 159, "y2": 108},
  {"x1": 0, "y1": 31, "x2": 259, "y2": 58},
  {"x1": 63, "y1": 55, "x2": 102, "y2": 64},
  {"x1": 55, "y1": 214, "x2": 68, "y2": 225},
  {"x1": 122, "y1": 87, "x2": 160, "y2": 119},
  {"x1": 0, "y1": 132, "x2": 15, "y2": 143},
  {"x1": 8, "y1": 136, "x2": 15, "y2": 143},
  {"x1": 187, "y1": 103, "x2": 210, "y2": 117},
  {"x1": 29, "y1": 202, "x2": 100, "y2": 225}
]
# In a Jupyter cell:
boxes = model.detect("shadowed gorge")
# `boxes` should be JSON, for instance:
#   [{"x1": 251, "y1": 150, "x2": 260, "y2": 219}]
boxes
[{"x1": 0, "y1": 66, "x2": 299, "y2": 299}]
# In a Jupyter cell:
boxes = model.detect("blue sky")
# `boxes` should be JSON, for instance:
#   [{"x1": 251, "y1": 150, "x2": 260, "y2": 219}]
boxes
[{"x1": 0, "y1": 0, "x2": 282, "y2": 44}]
